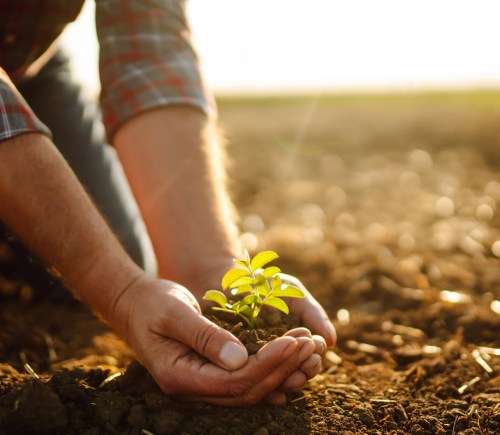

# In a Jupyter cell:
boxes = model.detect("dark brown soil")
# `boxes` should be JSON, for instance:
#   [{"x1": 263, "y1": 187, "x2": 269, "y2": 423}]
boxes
[{"x1": 1, "y1": 92, "x2": 500, "y2": 434}]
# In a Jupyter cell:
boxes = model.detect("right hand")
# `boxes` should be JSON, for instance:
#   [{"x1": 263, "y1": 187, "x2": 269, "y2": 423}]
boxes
[{"x1": 107, "y1": 276, "x2": 316, "y2": 406}]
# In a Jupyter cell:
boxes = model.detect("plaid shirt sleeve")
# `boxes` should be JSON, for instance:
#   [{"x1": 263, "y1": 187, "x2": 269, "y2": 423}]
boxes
[
  {"x1": 0, "y1": 68, "x2": 51, "y2": 141},
  {"x1": 96, "y1": 0, "x2": 216, "y2": 139}
]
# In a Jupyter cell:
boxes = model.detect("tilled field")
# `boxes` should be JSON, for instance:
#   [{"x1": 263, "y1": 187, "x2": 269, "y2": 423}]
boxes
[{"x1": 1, "y1": 92, "x2": 500, "y2": 434}]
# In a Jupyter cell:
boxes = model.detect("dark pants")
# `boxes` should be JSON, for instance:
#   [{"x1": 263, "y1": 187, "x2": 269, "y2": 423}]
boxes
[{"x1": 10, "y1": 49, "x2": 157, "y2": 276}]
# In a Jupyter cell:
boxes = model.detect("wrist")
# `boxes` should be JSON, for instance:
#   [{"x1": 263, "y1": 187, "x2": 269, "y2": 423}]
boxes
[
  {"x1": 68, "y1": 245, "x2": 146, "y2": 328},
  {"x1": 101, "y1": 272, "x2": 155, "y2": 342}
]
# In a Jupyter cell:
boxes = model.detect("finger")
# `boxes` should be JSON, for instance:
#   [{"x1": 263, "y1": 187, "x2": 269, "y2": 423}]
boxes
[
  {"x1": 283, "y1": 327, "x2": 312, "y2": 339},
  {"x1": 281, "y1": 329, "x2": 322, "y2": 391},
  {"x1": 197, "y1": 336, "x2": 315, "y2": 407},
  {"x1": 288, "y1": 290, "x2": 336, "y2": 347},
  {"x1": 278, "y1": 353, "x2": 322, "y2": 393},
  {"x1": 174, "y1": 283, "x2": 202, "y2": 312},
  {"x1": 238, "y1": 337, "x2": 314, "y2": 402},
  {"x1": 192, "y1": 336, "x2": 300, "y2": 406},
  {"x1": 264, "y1": 336, "x2": 315, "y2": 365},
  {"x1": 265, "y1": 391, "x2": 287, "y2": 406},
  {"x1": 284, "y1": 329, "x2": 326, "y2": 356},
  {"x1": 298, "y1": 295, "x2": 336, "y2": 347},
  {"x1": 311, "y1": 334, "x2": 327, "y2": 356},
  {"x1": 159, "y1": 299, "x2": 248, "y2": 370},
  {"x1": 187, "y1": 316, "x2": 248, "y2": 370},
  {"x1": 300, "y1": 353, "x2": 322, "y2": 379},
  {"x1": 279, "y1": 370, "x2": 306, "y2": 391}
]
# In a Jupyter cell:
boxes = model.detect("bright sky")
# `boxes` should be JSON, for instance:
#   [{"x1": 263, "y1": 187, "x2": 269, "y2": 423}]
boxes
[{"x1": 61, "y1": 0, "x2": 500, "y2": 96}]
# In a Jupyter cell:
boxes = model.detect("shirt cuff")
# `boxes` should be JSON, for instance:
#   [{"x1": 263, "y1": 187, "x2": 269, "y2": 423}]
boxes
[
  {"x1": 99, "y1": 52, "x2": 216, "y2": 139},
  {"x1": 0, "y1": 68, "x2": 51, "y2": 141},
  {"x1": 96, "y1": 0, "x2": 216, "y2": 140}
]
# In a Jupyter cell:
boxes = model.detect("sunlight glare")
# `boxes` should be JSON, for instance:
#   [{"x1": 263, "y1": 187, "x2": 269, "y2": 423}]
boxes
[{"x1": 61, "y1": 0, "x2": 500, "y2": 96}]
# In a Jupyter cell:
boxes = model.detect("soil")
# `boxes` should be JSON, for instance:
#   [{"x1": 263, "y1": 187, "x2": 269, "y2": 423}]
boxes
[{"x1": 1, "y1": 92, "x2": 500, "y2": 434}]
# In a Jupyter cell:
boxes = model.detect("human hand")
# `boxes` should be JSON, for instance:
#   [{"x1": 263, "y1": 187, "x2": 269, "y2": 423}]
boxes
[
  {"x1": 107, "y1": 276, "x2": 316, "y2": 406},
  {"x1": 278, "y1": 273, "x2": 337, "y2": 348}
]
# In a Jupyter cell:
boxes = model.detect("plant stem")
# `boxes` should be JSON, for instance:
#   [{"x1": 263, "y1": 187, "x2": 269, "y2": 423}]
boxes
[{"x1": 248, "y1": 265, "x2": 259, "y2": 328}]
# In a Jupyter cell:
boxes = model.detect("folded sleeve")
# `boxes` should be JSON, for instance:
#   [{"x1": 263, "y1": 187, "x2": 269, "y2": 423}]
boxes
[
  {"x1": 0, "y1": 68, "x2": 51, "y2": 142},
  {"x1": 96, "y1": 0, "x2": 216, "y2": 139}
]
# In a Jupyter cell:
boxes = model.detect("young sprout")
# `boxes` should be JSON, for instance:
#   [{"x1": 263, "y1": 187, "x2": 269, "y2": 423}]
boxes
[{"x1": 203, "y1": 250, "x2": 305, "y2": 328}]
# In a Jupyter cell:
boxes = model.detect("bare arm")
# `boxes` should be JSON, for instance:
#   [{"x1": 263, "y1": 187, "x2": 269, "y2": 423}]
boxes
[
  {"x1": 114, "y1": 106, "x2": 239, "y2": 293},
  {"x1": 0, "y1": 132, "x2": 142, "y2": 318}
]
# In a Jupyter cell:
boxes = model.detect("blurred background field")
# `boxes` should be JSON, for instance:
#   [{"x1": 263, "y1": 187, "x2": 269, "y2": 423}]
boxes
[
  {"x1": 218, "y1": 90, "x2": 500, "y2": 165},
  {"x1": 217, "y1": 90, "x2": 500, "y2": 317}
]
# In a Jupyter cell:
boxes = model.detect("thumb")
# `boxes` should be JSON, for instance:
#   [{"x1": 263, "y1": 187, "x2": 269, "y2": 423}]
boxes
[{"x1": 171, "y1": 303, "x2": 248, "y2": 370}]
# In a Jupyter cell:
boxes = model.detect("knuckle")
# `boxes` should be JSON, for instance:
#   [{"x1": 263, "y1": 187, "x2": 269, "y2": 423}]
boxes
[
  {"x1": 193, "y1": 322, "x2": 220, "y2": 355},
  {"x1": 312, "y1": 337, "x2": 327, "y2": 355},
  {"x1": 302, "y1": 353, "x2": 322, "y2": 370},
  {"x1": 307, "y1": 366, "x2": 322, "y2": 379}
]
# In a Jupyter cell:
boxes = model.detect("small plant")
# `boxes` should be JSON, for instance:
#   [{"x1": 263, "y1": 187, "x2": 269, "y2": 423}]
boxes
[{"x1": 203, "y1": 250, "x2": 305, "y2": 328}]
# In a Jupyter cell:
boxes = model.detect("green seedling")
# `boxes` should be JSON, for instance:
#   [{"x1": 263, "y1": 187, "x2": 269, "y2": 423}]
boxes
[{"x1": 203, "y1": 250, "x2": 305, "y2": 328}]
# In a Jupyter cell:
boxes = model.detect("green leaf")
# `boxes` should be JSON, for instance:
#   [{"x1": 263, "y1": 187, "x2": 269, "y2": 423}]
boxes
[
  {"x1": 255, "y1": 283, "x2": 270, "y2": 297},
  {"x1": 250, "y1": 250, "x2": 279, "y2": 272},
  {"x1": 277, "y1": 285, "x2": 305, "y2": 298},
  {"x1": 243, "y1": 248, "x2": 251, "y2": 265},
  {"x1": 203, "y1": 290, "x2": 228, "y2": 308},
  {"x1": 262, "y1": 266, "x2": 281, "y2": 279},
  {"x1": 231, "y1": 284, "x2": 253, "y2": 295},
  {"x1": 253, "y1": 273, "x2": 266, "y2": 286},
  {"x1": 241, "y1": 294, "x2": 262, "y2": 306},
  {"x1": 231, "y1": 300, "x2": 243, "y2": 311},
  {"x1": 270, "y1": 275, "x2": 282, "y2": 292},
  {"x1": 263, "y1": 296, "x2": 289, "y2": 314},
  {"x1": 230, "y1": 276, "x2": 254, "y2": 288},
  {"x1": 221, "y1": 268, "x2": 250, "y2": 290},
  {"x1": 234, "y1": 259, "x2": 250, "y2": 270}
]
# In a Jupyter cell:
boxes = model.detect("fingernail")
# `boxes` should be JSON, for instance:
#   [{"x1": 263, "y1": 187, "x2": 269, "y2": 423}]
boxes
[{"x1": 219, "y1": 341, "x2": 248, "y2": 370}]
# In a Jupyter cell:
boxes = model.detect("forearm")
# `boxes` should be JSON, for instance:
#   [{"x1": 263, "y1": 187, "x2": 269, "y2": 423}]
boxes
[
  {"x1": 114, "y1": 107, "x2": 241, "y2": 293},
  {"x1": 0, "y1": 133, "x2": 144, "y2": 321}
]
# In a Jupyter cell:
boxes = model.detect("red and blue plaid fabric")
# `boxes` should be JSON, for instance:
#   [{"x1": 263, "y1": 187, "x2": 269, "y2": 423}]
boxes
[
  {"x1": 0, "y1": 68, "x2": 51, "y2": 140},
  {"x1": 0, "y1": 0, "x2": 214, "y2": 142}
]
